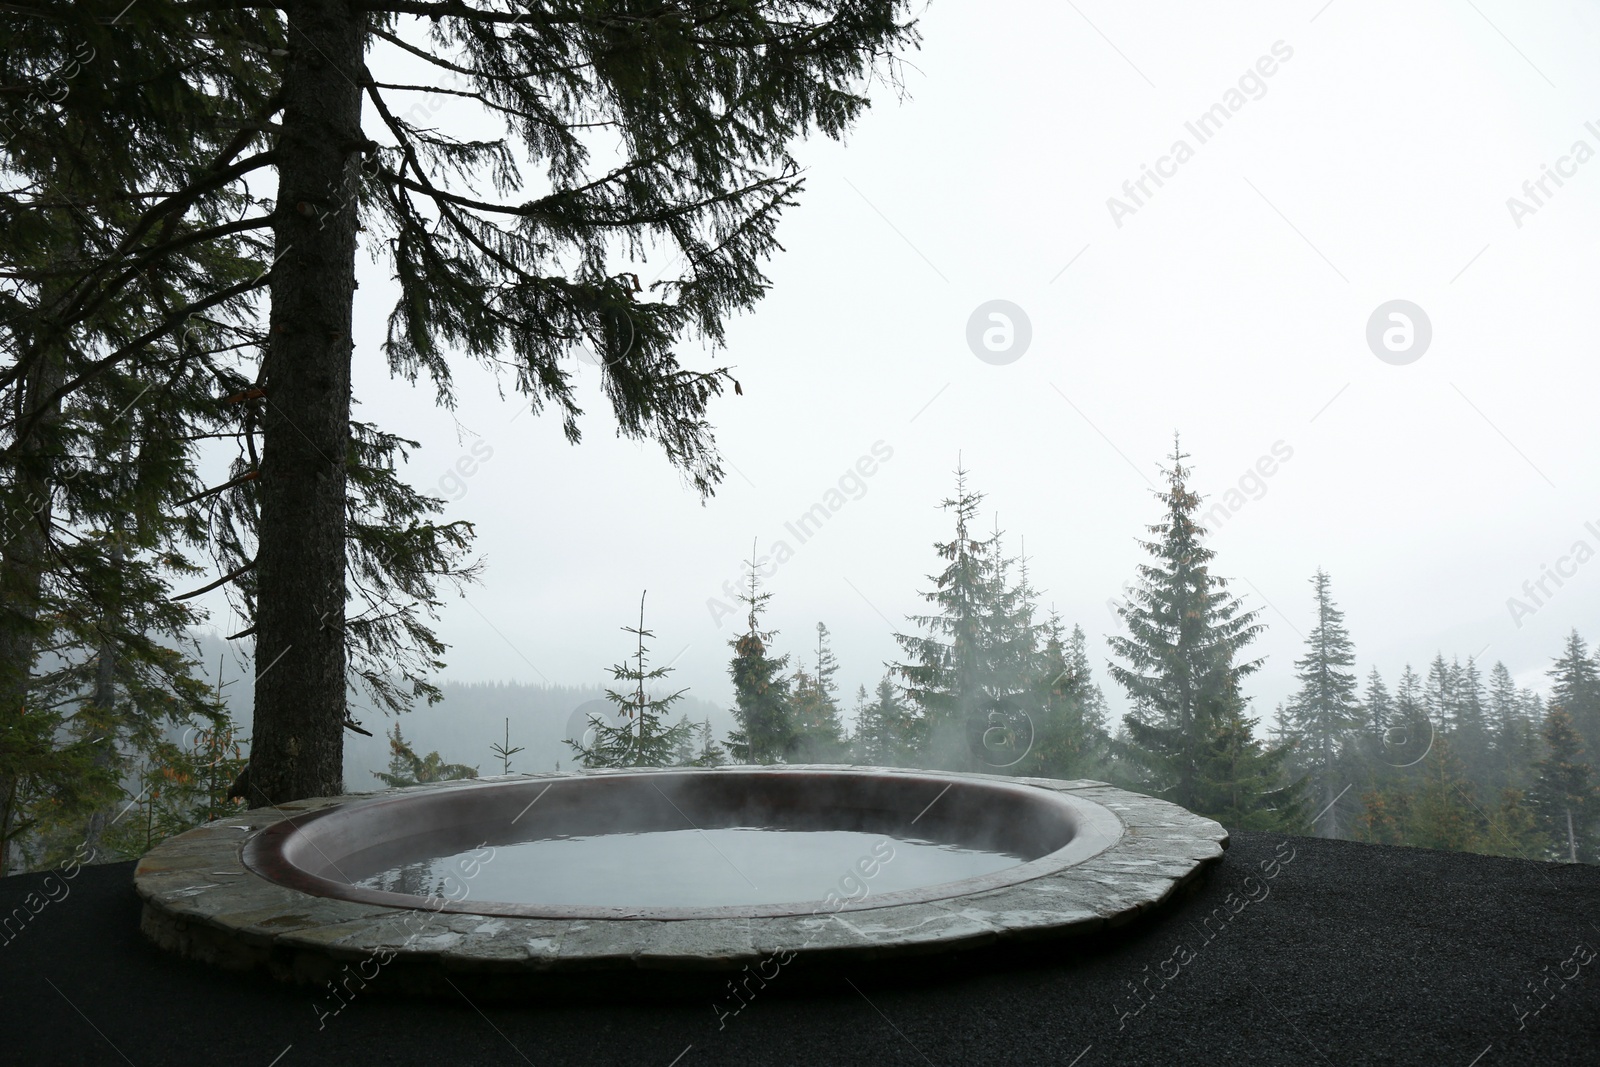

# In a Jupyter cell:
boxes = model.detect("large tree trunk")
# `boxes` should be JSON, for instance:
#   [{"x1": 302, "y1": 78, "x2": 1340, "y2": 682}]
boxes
[
  {"x1": 80, "y1": 540, "x2": 123, "y2": 858},
  {"x1": 246, "y1": 0, "x2": 365, "y2": 806},
  {"x1": 0, "y1": 287, "x2": 69, "y2": 876}
]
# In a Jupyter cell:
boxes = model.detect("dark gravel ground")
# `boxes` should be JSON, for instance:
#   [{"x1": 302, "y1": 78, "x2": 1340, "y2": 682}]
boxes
[{"x1": 3, "y1": 830, "x2": 1598, "y2": 1066}]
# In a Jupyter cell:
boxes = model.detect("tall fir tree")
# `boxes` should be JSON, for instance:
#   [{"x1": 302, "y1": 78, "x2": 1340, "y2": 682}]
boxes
[
  {"x1": 970, "y1": 528, "x2": 1043, "y2": 770},
  {"x1": 692, "y1": 720, "x2": 730, "y2": 768},
  {"x1": 791, "y1": 622, "x2": 845, "y2": 762},
  {"x1": 1451, "y1": 657, "x2": 1491, "y2": 782},
  {"x1": 846, "y1": 685, "x2": 877, "y2": 764},
  {"x1": 1529, "y1": 707, "x2": 1599, "y2": 863},
  {"x1": 1065, "y1": 624, "x2": 1111, "y2": 738},
  {"x1": 892, "y1": 465, "x2": 1005, "y2": 770},
  {"x1": 852, "y1": 674, "x2": 914, "y2": 767},
  {"x1": 1378, "y1": 665, "x2": 1434, "y2": 770},
  {"x1": 1108, "y1": 436, "x2": 1266, "y2": 813},
  {"x1": 1353, "y1": 785, "x2": 1408, "y2": 847},
  {"x1": 1406, "y1": 733, "x2": 1481, "y2": 853},
  {"x1": 1283, "y1": 568, "x2": 1362, "y2": 837},
  {"x1": 567, "y1": 592, "x2": 693, "y2": 769},
  {"x1": 0, "y1": 2, "x2": 290, "y2": 872},
  {"x1": 725, "y1": 553, "x2": 794, "y2": 764},
  {"x1": 1362, "y1": 668, "x2": 1394, "y2": 734},
  {"x1": 1478, "y1": 787, "x2": 1543, "y2": 861},
  {"x1": 1548, "y1": 631, "x2": 1600, "y2": 758},
  {"x1": 1423, "y1": 654, "x2": 1457, "y2": 740},
  {"x1": 1487, "y1": 661, "x2": 1535, "y2": 793},
  {"x1": 668, "y1": 717, "x2": 728, "y2": 768},
  {"x1": 1195, "y1": 697, "x2": 1304, "y2": 832},
  {"x1": 1025, "y1": 614, "x2": 1109, "y2": 780}
]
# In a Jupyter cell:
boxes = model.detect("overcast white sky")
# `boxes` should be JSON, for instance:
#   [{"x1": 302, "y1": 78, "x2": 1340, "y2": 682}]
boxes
[{"x1": 206, "y1": 1, "x2": 1600, "y2": 732}]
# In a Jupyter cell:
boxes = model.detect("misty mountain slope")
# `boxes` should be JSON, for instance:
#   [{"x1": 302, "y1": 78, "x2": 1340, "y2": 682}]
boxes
[
  {"x1": 346, "y1": 679, "x2": 734, "y2": 785},
  {"x1": 188, "y1": 632, "x2": 734, "y2": 789}
]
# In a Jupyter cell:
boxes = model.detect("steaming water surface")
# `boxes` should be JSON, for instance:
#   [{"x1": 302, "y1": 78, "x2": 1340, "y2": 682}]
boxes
[{"x1": 352, "y1": 828, "x2": 1028, "y2": 908}]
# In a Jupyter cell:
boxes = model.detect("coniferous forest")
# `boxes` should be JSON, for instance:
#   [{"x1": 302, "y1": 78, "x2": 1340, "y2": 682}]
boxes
[
  {"x1": 564, "y1": 437, "x2": 1600, "y2": 868},
  {"x1": 0, "y1": 3, "x2": 1595, "y2": 887},
  {"x1": 7, "y1": 417, "x2": 1600, "y2": 874}
]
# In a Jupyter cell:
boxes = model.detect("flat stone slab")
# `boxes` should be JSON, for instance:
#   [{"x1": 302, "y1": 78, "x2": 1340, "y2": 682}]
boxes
[{"x1": 134, "y1": 767, "x2": 1227, "y2": 996}]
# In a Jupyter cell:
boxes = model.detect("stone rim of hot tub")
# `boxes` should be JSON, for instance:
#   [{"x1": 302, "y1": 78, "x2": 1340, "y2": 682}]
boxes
[
  {"x1": 134, "y1": 766, "x2": 1229, "y2": 984},
  {"x1": 238, "y1": 766, "x2": 1126, "y2": 920}
]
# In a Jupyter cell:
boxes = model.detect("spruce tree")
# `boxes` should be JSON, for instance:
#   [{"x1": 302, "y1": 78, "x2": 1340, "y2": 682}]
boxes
[
  {"x1": 0, "y1": 1, "x2": 476, "y2": 833},
  {"x1": 1529, "y1": 707, "x2": 1599, "y2": 863},
  {"x1": 1362, "y1": 668, "x2": 1393, "y2": 735},
  {"x1": 1353, "y1": 786, "x2": 1408, "y2": 846},
  {"x1": 725, "y1": 556, "x2": 794, "y2": 764},
  {"x1": 1283, "y1": 568, "x2": 1362, "y2": 837},
  {"x1": 373, "y1": 724, "x2": 477, "y2": 788},
  {"x1": 1478, "y1": 787, "x2": 1542, "y2": 861},
  {"x1": 1423, "y1": 654, "x2": 1457, "y2": 739},
  {"x1": 569, "y1": 592, "x2": 693, "y2": 769},
  {"x1": 1026, "y1": 614, "x2": 1109, "y2": 780},
  {"x1": 671, "y1": 716, "x2": 727, "y2": 768},
  {"x1": 489, "y1": 718, "x2": 526, "y2": 775},
  {"x1": 1548, "y1": 631, "x2": 1600, "y2": 758},
  {"x1": 1451, "y1": 657, "x2": 1491, "y2": 782},
  {"x1": 791, "y1": 623, "x2": 845, "y2": 762},
  {"x1": 1406, "y1": 733, "x2": 1480, "y2": 853},
  {"x1": 1486, "y1": 662, "x2": 1534, "y2": 792},
  {"x1": 0, "y1": 2, "x2": 288, "y2": 871},
  {"x1": 1107, "y1": 435, "x2": 1268, "y2": 817},
  {"x1": 1378, "y1": 665, "x2": 1433, "y2": 770},
  {"x1": 976, "y1": 531, "x2": 1043, "y2": 769},
  {"x1": 1065, "y1": 624, "x2": 1110, "y2": 737},
  {"x1": 892, "y1": 465, "x2": 1004, "y2": 769},
  {"x1": 692, "y1": 720, "x2": 729, "y2": 768},
  {"x1": 1195, "y1": 697, "x2": 1304, "y2": 832},
  {"x1": 852, "y1": 674, "x2": 912, "y2": 767},
  {"x1": 847, "y1": 684, "x2": 879, "y2": 765}
]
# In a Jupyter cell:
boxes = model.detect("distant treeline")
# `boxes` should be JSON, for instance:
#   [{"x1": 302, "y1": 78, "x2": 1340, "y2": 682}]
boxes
[
  {"x1": 7, "y1": 439, "x2": 1596, "y2": 875},
  {"x1": 691, "y1": 439, "x2": 1597, "y2": 864}
]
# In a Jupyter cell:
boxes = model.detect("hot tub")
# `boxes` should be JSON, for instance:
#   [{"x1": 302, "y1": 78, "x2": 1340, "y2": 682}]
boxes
[
  {"x1": 136, "y1": 766, "x2": 1227, "y2": 996},
  {"x1": 242, "y1": 768, "x2": 1124, "y2": 919}
]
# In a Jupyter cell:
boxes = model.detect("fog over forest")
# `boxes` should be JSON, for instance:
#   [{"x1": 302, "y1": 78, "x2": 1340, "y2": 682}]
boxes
[
  {"x1": 187, "y1": 4, "x2": 1600, "y2": 744},
  {"x1": 7, "y1": 0, "x2": 1600, "y2": 869}
]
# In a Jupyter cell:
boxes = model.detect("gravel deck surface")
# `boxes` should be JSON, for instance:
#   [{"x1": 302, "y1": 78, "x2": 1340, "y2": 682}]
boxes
[{"x1": 4, "y1": 830, "x2": 1598, "y2": 1066}]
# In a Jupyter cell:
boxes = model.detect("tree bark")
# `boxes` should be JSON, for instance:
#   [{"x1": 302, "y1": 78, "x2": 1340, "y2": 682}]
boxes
[
  {"x1": 80, "y1": 538, "x2": 123, "y2": 857},
  {"x1": 0, "y1": 284, "x2": 69, "y2": 876},
  {"x1": 245, "y1": 0, "x2": 365, "y2": 806}
]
